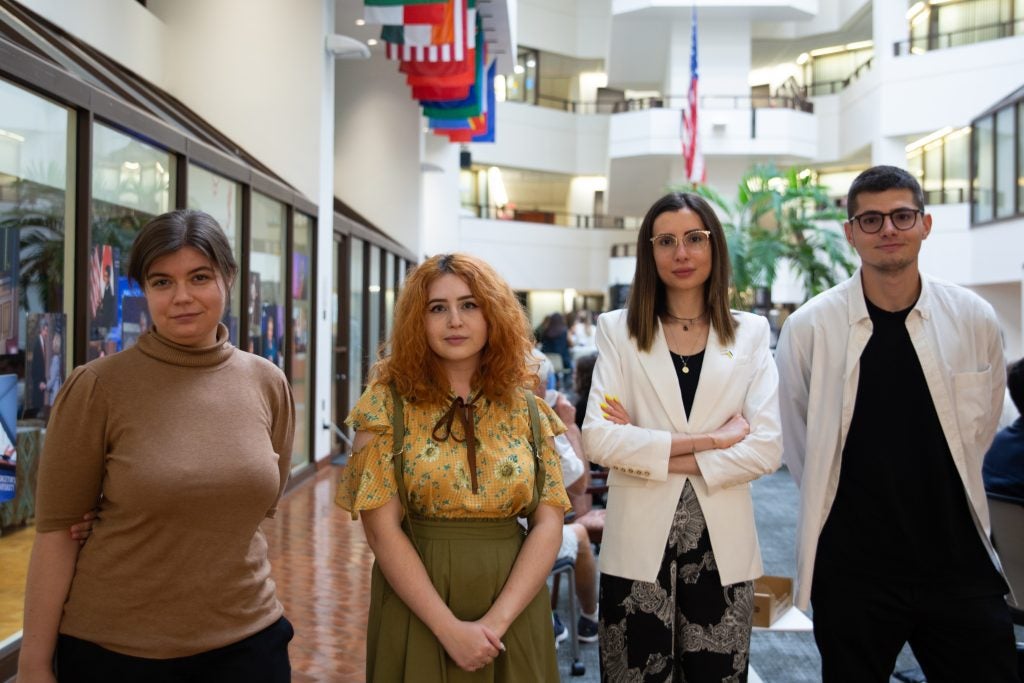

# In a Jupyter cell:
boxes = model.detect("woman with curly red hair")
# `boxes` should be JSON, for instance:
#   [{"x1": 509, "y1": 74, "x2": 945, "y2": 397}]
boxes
[{"x1": 336, "y1": 253, "x2": 569, "y2": 682}]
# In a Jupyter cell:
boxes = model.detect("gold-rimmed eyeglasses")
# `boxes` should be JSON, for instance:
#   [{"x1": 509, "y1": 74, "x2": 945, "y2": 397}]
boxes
[
  {"x1": 650, "y1": 230, "x2": 712, "y2": 253},
  {"x1": 849, "y1": 208, "x2": 923, "y2": 234}
]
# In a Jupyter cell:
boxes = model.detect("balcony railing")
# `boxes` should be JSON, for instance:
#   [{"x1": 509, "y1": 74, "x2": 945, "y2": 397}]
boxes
[
  {"x1": 803, "y1": 57, "x2": 874, "y2": 96},
  {"x1": 894, "y1": 18, "x2": 1023, "y2": 56},
  {"x1": 524, "y1": 93, "x2": 813, "y2": 114},
  {"x1": 463, "y1": 204, "x2": 640, "y2": 229}
]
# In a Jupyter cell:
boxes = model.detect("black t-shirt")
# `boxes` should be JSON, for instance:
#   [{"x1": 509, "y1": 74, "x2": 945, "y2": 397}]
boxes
[
  {"x1": 815, "y1": 297, "x2": 1005, "y2": 595},
  {"x1": 670, "y1": 349, "x2": 704, "y2": 419}
]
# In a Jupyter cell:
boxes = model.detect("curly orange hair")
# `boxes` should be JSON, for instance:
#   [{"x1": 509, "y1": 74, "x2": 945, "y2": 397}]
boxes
[{"x1": 371, "y1": 253, "x2": 535, "y2": 405}]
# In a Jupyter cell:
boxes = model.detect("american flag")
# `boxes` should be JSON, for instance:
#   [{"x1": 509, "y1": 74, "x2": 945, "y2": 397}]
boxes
[{"x1": 682, "y1": 5, "x2": 705, "y2": 183}]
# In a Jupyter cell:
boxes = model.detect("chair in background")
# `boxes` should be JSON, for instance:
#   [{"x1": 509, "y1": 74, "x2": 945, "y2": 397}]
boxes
[
  {"x1": 988, "y1": 492, "x2": 1024, "y2": 680},
  {"x1": 550, "y1": 557, "x2": 586, "y2": 676}
]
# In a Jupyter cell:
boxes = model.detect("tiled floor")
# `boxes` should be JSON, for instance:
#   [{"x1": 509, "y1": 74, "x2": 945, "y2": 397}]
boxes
[
  {"x1": 263, "y1": 466, "x2": 373, "y2": 683},
  {"x1": 0, "y1": 524, "x2": 34, "y2": 638}
]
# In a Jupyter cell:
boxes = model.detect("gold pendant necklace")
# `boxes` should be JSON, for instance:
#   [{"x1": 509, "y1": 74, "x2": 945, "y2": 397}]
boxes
[{"x1": 666, "y1": 319, "x2": 702, "y2": 375}]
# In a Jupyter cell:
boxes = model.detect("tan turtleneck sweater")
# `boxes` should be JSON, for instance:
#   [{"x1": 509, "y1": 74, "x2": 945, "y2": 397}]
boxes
[{"x1": 34, "y1": 324, "x2": 294, "y2": 658}]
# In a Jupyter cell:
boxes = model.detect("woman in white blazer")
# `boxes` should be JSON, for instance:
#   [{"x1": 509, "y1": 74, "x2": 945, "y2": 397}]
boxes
[{"x1": 582, "y1": 192, "x2": 782, "y2": 682}]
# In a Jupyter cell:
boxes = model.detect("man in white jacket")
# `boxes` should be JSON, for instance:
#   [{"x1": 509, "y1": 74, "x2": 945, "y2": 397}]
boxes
[{"x1": 775, "y1": 165, "x2": 1018, "y2": 682}]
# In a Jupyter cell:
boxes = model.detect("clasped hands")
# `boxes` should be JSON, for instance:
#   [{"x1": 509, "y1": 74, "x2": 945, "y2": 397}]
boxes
[{"x1": 438, "y1": 617, "x2": 506, "y2": 672}]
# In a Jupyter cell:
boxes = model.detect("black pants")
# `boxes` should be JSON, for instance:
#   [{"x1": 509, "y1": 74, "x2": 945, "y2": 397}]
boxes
[
  {"x1": 599, "y1": 481, "x2": 753, "y2": 682},
  {"x1": 812, "y1": 573, "x2": 1019, "y2": 683},
  {"x1": 55, "y1": 616, "x2": 293, "y2": 683}
]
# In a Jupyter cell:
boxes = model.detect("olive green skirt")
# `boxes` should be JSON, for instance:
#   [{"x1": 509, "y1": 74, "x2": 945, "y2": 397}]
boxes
[{"x1": 366, "y1": 517, "x2": 560, "y2": 682}]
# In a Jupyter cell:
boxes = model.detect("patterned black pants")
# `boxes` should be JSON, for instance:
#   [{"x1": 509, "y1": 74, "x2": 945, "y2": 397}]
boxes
[{"x1": 599, "y1": 481, "x2": 753, "y2": 683}]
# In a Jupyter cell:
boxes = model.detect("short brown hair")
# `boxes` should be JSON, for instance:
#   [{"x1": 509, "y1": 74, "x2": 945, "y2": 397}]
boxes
[
  {"x1": 129, "y1": 209, "x2": 238, "y2": 287},
  {"x1": 372, "y1": 253, "x2": 535, "y2": 405},
  {"x1": 627, "y1": 192, "x2": 736, "y2": 351}
]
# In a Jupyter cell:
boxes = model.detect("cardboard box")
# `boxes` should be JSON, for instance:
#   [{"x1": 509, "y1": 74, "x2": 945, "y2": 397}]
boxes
[{"x1": 752, "y1": 575, "x2": 793, "y2": 627}]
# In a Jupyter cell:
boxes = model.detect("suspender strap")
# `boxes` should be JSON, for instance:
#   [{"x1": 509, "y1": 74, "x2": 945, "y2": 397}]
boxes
[
  {"x1": 523, "y1": 390, "x2": 545, "y2": 519},
  {"x1": 388, "y1": 384, "x2": 422, "y2": 555}
]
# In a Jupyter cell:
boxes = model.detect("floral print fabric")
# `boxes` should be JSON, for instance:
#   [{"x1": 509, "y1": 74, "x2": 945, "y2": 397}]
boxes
[{"x1": 336, "y1": 382, "x2": 570, "y2": 519}]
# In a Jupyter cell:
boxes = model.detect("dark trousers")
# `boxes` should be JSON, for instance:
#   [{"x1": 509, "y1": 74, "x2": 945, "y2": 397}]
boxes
[
  {"x1": 812, "y1": 573, "x2": 1019, "y2": 683},
  {"x1": 55, "y1": 616, "x2": 293, "y2": 683},
  {"x1": 599, "y1": 481, "x2": 753, "y2": 682}
]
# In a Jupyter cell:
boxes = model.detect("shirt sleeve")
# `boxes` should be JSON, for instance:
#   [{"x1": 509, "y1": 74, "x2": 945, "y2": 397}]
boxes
[
  {"x1": 265, "y1": 369, "x2": 295, "y2": 518},
  {"x1": 535, "y1": 399, "x2": 572, "y2": 512},
  {"x1": 35, "y1": 366, "x2": 108, "y2": 532},
  {"x1": 334, "y1": 383, "x2": 398, "y2": 519}
]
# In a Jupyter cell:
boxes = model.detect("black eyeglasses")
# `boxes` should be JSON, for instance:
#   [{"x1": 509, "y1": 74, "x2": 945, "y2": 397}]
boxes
[{"x1": 849, "y1": 208, "x2": 923, "y2": 234}]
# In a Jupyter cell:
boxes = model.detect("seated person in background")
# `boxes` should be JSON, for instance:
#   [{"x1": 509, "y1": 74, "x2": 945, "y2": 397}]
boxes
[
  {"x1": 984, "y1": 358, "x2": 1024, "y2": 502},
  {"x1": 531, "y1": 351, "x2": 600, "y2": 644}
]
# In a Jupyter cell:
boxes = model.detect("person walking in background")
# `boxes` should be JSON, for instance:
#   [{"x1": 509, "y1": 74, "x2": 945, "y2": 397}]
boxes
[
  {"x1": 584, "y1": 192, "x2": 782, "y2": 681},
  {"x1": 984, "y1": 358, "x2": 1024, "y2": 502},
  {"x1": 775, "y1": 165, "x2": 1019, "y2": 682},
  {"x1": 540, "y1": 312, "x2": 573, "y2": 375},
  {"x1": 18, "y1": 209, "x2": 295, "y2": 683},
  {"x1": 336, "y1": 253, "x2": 569, "y2": 681}
]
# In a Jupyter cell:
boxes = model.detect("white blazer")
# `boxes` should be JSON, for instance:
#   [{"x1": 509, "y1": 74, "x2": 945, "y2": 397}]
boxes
[{"x1": 582, "y1": 309, "x2": 782, "y2": 585}]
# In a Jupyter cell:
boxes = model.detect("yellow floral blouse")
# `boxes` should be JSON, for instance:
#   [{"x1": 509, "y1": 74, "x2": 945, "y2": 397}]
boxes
[{"x1": 336, "y1": 383, "x2": 571, "y2": 519}]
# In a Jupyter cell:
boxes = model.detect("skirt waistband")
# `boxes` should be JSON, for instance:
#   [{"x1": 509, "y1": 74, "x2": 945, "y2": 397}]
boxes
[{"x1": 407, "y1": 516, "x2": 523, "y2": 540}]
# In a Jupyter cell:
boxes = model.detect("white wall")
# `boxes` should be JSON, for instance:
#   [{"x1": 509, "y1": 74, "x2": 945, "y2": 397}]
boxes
[
  {"x1": 334, "y1": 53, "x2": 425, "y2": 253},
  {"x1": 518, "y1": 0, "x2": 611, "y2": 59},
  {"x1": 470, "y1": 102, "x2": 609, "y2": 176},
  {"x1": 458, "y1": 217, "x2": 638, "y2": 292},
  {"x1": 20, "y1": 0, "x2": 165, "y2": 83},
  {"x1": 150, "y1": 0, "x2": 326, "y2": 201}
]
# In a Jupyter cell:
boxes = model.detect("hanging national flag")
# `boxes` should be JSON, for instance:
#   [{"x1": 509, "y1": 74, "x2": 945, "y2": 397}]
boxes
[
  {"x1": 681, "y1": 5, "x2": 705, "y2": 183},
  {"x1": 364, "y1": 2, "x2": 445, "y2": 26},
  {"x1": 386, "y1": 0, "x2": 474, "y2": 62},
  {"x1": 472, "y1": 60, "x2": 496, "y2": 142}
]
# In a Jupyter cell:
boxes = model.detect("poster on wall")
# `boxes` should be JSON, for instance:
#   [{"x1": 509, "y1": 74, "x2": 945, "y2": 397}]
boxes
[
  {"x1": 0, "y1": 374, "x2": 16, "y2": 502},
  {"x1": 292, "y1": 253, "x2": 308, "y2": 301},
  {"x1": 90, "y1": 244, "x2": 119, "y2": 329},
  {"x1": 25, "y1": 313, "x2": 67, "y2": 422},
  {"x1": 247, "y1": 273, "x2": 261, "y2": 355},
  {"x1": 261, "y1": 304, "x2": 282, "y2": 368}
]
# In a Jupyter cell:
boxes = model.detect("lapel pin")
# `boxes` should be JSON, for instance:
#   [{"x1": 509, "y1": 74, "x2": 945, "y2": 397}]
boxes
[{"x1": 723, "y1": 350, "x2": 734, "y2": 358}]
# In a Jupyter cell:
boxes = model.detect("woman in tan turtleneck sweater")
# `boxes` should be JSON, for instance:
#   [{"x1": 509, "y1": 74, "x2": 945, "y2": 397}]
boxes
[{"x1": 18, "y1": 210, "x2": 295, "y2": 683}]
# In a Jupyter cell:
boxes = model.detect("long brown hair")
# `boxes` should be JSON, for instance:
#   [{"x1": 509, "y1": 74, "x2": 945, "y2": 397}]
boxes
[
  {"x1": 626, "y1": 192, "x2": 736, "y2": 351},
  {"x1": 371, "y1": 253, "x2": 535, "y2": 404}
]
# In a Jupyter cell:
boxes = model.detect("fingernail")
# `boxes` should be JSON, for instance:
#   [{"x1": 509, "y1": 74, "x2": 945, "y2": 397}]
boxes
[
  {"x1": 600, "y1": 403, "x2": 609, "y2": 410},
  {"x1": 499, "y1": 641, "x2": 506, "y2": 651}
]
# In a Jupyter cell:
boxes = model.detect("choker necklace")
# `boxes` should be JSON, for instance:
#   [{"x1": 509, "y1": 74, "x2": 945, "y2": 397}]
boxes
[{"x1": 665, "y1": 311, "x2": 706, "y2": 332}]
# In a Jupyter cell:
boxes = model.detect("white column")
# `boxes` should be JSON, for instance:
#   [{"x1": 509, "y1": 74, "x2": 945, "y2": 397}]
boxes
[{"x1": 314, "y1": 0, "x2": 335, "y2": 463}]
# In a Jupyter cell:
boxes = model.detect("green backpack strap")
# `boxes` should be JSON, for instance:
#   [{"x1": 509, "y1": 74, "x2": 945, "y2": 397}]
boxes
[
  {"x1": 523, "y1": 390, "x2": 545, "y2": 519},
  {"x1": 388, "y1": 384, "x2": 421, "y2": 555}
]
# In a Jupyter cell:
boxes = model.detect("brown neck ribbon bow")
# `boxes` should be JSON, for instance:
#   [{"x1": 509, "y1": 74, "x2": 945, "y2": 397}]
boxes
[{"x1": 431, "y1": 391, "x2": 484, "y2": 494}]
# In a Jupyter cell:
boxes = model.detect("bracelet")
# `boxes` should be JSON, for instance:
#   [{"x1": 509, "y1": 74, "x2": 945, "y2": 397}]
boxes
[
  {"x1": 689, "y1": 437, "x2": 697, "y2": 456},
  {"x1": 709, "y1": 434, "x2": 718, "y2": 450}
]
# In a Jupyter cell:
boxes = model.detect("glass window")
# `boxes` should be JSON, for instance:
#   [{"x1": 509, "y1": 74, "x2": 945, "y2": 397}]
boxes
[
  {"x1": 1018, "y1": 103, "x2": 1024, "y2": 212},
  {"x1": 907, "y1": 148, "x2": 924, "y2": 190},
  {"x1": 995, "y1": 106, "x2": 1015, "y2": 218},
  {"x1": 187, "y1": 164, "x2": 241, "y2": 345},
  {"x1": 90, "y1": 123, "x2": 172, "y2": 359},
  {"x1": 291, "y1": 212, "x2": 312, "y2": 469},
  {"x1": 0, "y1": 77, "x2": 73, "y2": 641},
  {"x1": 922, "y1": 142, "x2": 943, "y2": 206},
  {"x1": 331, "y1": 235, "x2": 344, "y2": 453},
  {"x1": 502, "y1": 47, "x2": 538, "y2": 104},
  {"x1": 249, "y1": 193, "x2": 285, "y2": 369},
  {"x1": 368, "y1": 245, "x2": 381, "y2": 364},
  {"x1": 384, "y1": 252, "x2": 395, "y2": 344},
  {"x1": 944, "y1": 130, "x2": 969, "y2": 204},
  {"x1": 973, "y1": 115, "x2": 994, "y2": 223},
  {"x1": 348, "y1": 238, "x2": 364, "y2": 410}
]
